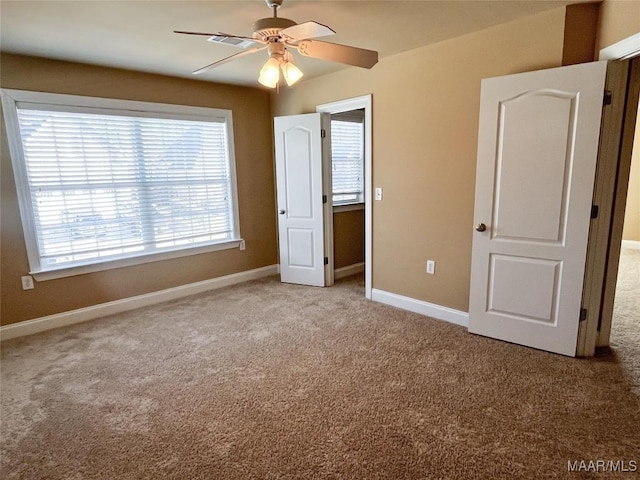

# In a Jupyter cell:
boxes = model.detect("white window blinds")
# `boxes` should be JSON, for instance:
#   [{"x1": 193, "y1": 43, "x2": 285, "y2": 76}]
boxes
[
  {"x1": 331, "y1": 112, "x2": 364, "y2": 205},
  {"x1": 3, "y1": 91, "x2": 240, "y2": 275}
]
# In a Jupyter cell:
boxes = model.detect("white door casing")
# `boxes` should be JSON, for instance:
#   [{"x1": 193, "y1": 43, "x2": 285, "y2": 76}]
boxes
[
  {"x1": 469, "y1": 61, "x2": 608, "y2": 356},
  {"x1": 275, "y1": 113, "x2": 330, "y2": 286}
]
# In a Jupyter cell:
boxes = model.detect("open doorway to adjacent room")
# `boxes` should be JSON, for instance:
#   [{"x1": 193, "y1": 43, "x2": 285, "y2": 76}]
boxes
[
  {"x1": 329, "y1": 109, "x2": 365, "y2": 279},
  {"x1": 578, "y1": 39, "x2": 640, "y2": 358},
  {"x1": 609, "y1": 97, "x2": 640, "y2": 374},
  {"x1": 317, "y1": 95, "x2": 372, "y2": 299}
]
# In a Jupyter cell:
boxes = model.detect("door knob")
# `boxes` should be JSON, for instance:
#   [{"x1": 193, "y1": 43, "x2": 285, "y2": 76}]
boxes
[
  {"x1": 278, "y1": 209, "x2": 285, "y2": 215},
  {"x1": 475, "y1": 223, "x2": 487, "y2": 232}
]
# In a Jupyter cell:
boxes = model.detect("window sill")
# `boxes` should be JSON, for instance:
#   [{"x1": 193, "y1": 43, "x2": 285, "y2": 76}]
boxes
[
  {"x1": 31, "y1": 239, "x2": 244, "y2": 281},
  {"x1": 333, "y1": 203, "x2": 365, "y2": 213}
]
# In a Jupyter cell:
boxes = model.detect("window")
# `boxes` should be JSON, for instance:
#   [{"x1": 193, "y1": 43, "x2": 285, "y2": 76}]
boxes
[
  {"x1": 2, "y1": 90, "x2": 241, "y2": 279},
  {"x1": 331, "y1": 110, "x2": 364, "y2": 205}
]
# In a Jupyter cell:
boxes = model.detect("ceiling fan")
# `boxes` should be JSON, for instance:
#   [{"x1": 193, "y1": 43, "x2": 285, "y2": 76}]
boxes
[{"x1": 174, "y1": 0, "x2": 378, "y2": 88}]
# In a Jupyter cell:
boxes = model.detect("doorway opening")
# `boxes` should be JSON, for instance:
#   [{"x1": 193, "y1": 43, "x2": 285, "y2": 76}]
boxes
[
  {"x1": 596, "y1": 49, "x2": 640, "y2": 357},
  {"x1": 330, "y1": 109, "x2": 365, "y2": 278},
  {"x1": 317, "y1": 95, "x2": 372, "y2": 299},
  {"x1": 579, "y1": 36, "x2": 640, "y2": 357},
  {"x1": 608, "y1": 94, "x2": 639, "y2": 366}
]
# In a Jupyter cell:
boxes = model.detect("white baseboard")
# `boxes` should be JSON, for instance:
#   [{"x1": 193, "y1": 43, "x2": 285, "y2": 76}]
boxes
[
  {"x1": 335, "y1": 262, "x2": 365, "y2": 280},
  {"x1": 0, "y1": 265, "x2": 279, "y2": 341},
  {"x1": 371, "y1": 288, "x2": 469, "y2": 328},
  {"x1": 621, "y1": 240, "x2": 640, "y2": 250}
]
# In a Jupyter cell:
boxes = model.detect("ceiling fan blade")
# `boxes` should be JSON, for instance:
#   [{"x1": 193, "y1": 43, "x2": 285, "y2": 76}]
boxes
[
  {"x1": 280, "y1": 21, "x2": 335, "y2": 40},
  {"x1": 192, "y1": 46, "x2": 267, "y2": 75},
  {"x1": 174, "y1": 30, "x2": 219, "y2": 36},
  {"x1": 297, "y1": 40, "x2": 378, "y2": 69},
  {"x1": 174, "y1": 30, "x2": 263, "y2": 42},
  {"x1": 216, "y1": 32, "x2": 265, "y2": 43}
]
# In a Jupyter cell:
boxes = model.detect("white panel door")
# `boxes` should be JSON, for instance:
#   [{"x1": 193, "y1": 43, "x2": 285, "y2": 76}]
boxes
[
  {"x1": 469, "y1": 61, "x2": 607, "y2": 356},
  {"x1": 275, "y1": 113, "x2": 329, "y2": 287}
]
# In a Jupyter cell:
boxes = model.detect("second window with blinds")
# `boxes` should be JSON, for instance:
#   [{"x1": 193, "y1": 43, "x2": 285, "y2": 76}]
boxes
[{"x1": 330, "y1": 109, "x2": 364, "y2": 207}]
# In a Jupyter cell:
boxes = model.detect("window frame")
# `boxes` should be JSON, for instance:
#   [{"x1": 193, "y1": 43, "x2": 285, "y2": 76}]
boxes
[
  {"x1": 330, "y1": 110, "x2": 365, "y2": 207},
  {"x1": 1, "y1": 89, "x2": 243, "y2": 281}
]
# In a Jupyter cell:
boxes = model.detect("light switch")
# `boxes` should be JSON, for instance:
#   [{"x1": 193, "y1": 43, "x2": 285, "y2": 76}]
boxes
[
  {"x1": 375, "y1": 187, "x2": 383, "y2": 201},
  {"x1": 426, "y1": 260, "x2": 435, "y2": 275}
]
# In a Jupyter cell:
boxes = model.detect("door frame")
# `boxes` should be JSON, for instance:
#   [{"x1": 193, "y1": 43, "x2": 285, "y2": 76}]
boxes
[
  {"x1": 577, "y1": 34, "x2": 640, "y2": 356},
  {"x1": 317, "y1": 95, "x2": 373, "y2": 299}
]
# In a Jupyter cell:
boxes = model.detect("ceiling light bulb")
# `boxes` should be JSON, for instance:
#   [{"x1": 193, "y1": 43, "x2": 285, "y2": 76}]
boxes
[
  {"x1": 281, "y1": 61, "x2": 304, "y2": 86},
  {"x1": 258, "y1": 57, "x2": 280, "y2": 88}
]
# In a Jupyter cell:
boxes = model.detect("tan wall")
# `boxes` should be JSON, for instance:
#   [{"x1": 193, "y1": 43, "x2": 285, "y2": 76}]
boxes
[
  {"x1": 622, "y1": 103, "x2": 640, "y2": 242},
  {"x1": 275, "y1": 8, "x2": 566, "y2": 312},
  {"x1": 562, "y1": 3, "x2": 600, "y2": 65},
  {"x1": 0, "y1": 54, "x2": 277, "y2": 325},
  {"x1": 333, "y1": 209, "x2": 365, "y2": 269},
  {"x1": 597, "y1": 0, "x2": 640, "y2": 51}
]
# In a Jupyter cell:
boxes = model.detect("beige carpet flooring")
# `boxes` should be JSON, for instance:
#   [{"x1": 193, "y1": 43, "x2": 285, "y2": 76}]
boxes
[
  {"x1": 1, "y1": 255, "x2": 639, "y2": 479},
  {"x1": 610, "y1": 248, "x2": 640, "y2": 395}
]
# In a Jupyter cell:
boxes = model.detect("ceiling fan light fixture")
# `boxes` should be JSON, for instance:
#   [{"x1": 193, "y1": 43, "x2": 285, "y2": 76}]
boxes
[
  {"x1": 281, "y1": 60, "x2": 303, "y2": 86},
  {"x1": 258, "y1": 57, "x2": 280, "y2": 88},
  {"x1": 177, "y1": 0, "x2": 378, "y2": 85}
]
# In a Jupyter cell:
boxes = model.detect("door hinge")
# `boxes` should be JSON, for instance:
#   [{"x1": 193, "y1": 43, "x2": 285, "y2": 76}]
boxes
[
  {"x1": 324, "y1": 256, "x2": 329, "y2": 265},
  {"x1": 603, "y1": 90, "x2": 612, "y2": 106},
  {"x1": 321, "y1": 128, "x2": 326, "y2": 138},
  {"x1": 580, "y1": 308, "x2": 587, "y2": 322},
  {"x1": 591, "y1": 205, "x2": 599, "y2": 219},
  {"x1": 322, "y1": 194, "x2": 327, "y2": 204}
]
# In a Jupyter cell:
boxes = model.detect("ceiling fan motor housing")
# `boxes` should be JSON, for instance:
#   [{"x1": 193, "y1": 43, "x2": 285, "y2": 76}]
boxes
[
  {"x1": 252, "y1": 17, "x2": 297, "y2": 40},
  {"x1": 266, "y1": 41, "x2": 286, "y2": 59}
]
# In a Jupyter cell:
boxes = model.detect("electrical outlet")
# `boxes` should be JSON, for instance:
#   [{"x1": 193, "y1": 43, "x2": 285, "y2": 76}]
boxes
[
  {"x1": 21, "y1": 275, "x2": 34, "y2": 290},
  {"x1": 426, "y1": 260, "x2": 435, "y2": 275},
  {"x1": 239, "y1": 239, "x2": 246, "y2": 251},
  {"x1": 375, "y1": 187, "x2": 383, "y2": 201}
]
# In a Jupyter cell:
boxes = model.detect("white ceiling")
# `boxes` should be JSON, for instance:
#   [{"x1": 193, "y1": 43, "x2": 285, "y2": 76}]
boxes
[{"x1": 1, "y1": 0, "x2": 578, "y2": 88}]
